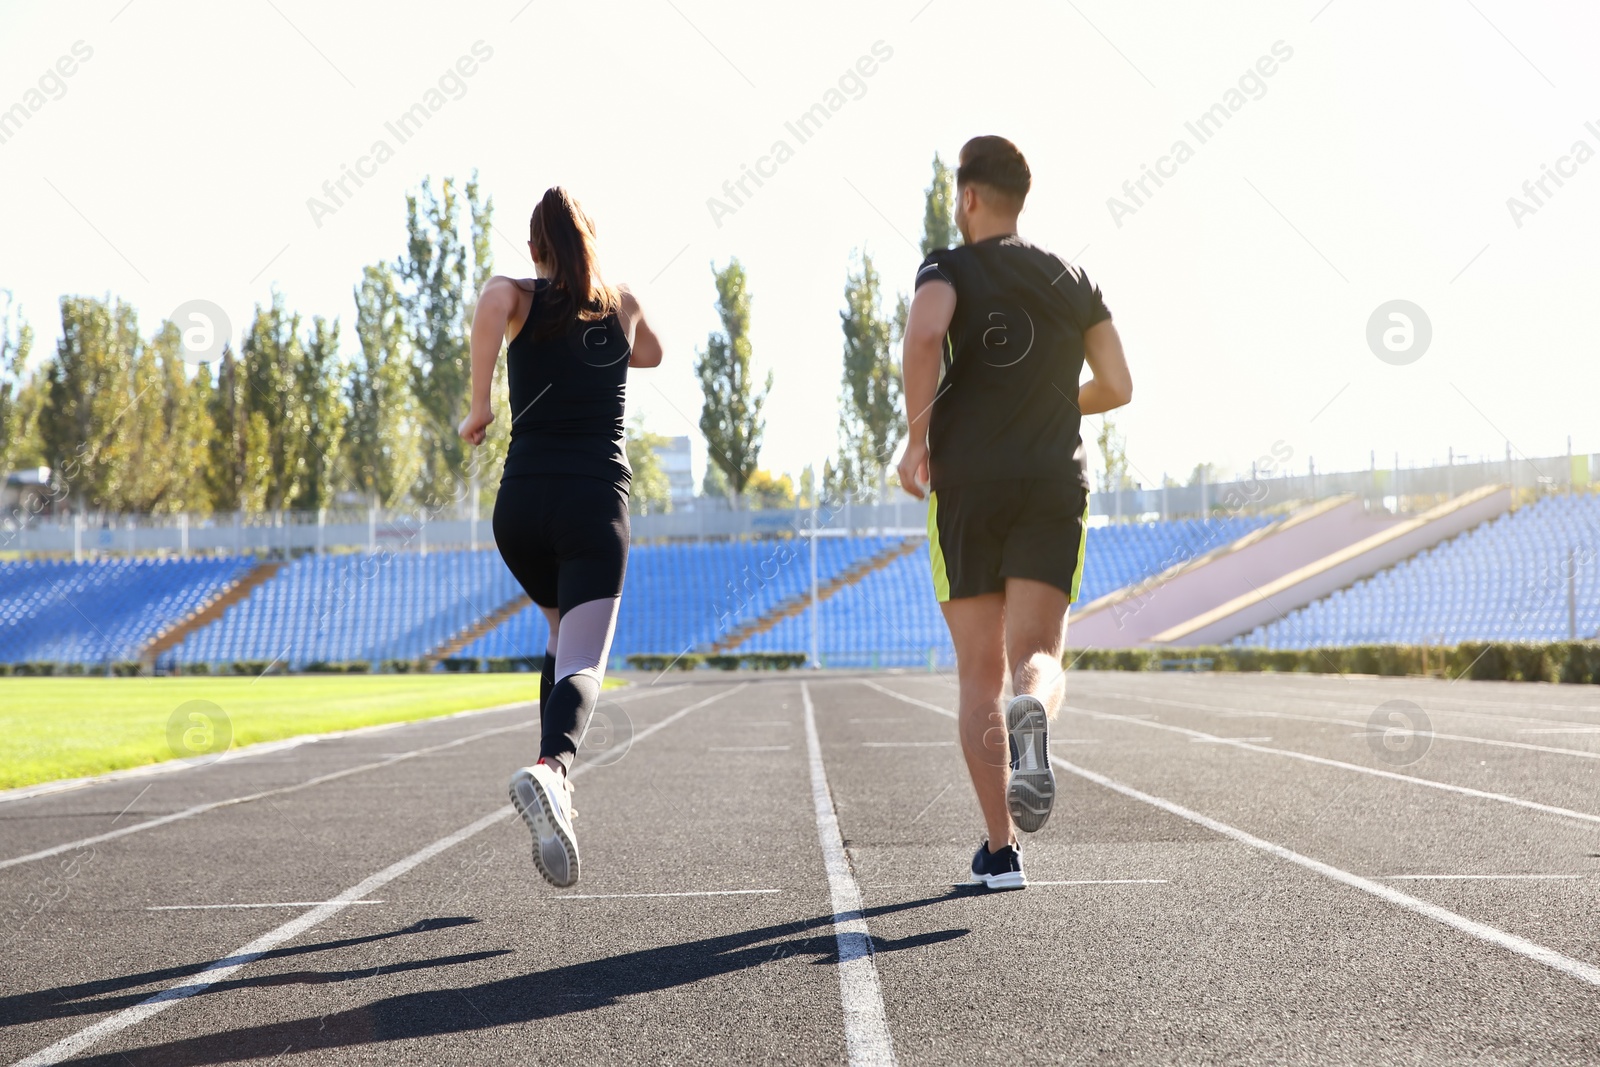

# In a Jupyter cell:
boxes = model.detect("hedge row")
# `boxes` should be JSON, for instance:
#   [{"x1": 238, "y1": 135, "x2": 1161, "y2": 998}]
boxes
[
  {"x1": 1064, "y1": 641, "x2": 1600, "y2": 684},
  {"x1": 0, "y1": 662, "x2": 143, "y2": 677},
  {"x1": 624, "y1": 652, "x2": 809, "y2": 672},
  {"x1": 438, "y1": 656, "x2": 543, "y2": 673}
]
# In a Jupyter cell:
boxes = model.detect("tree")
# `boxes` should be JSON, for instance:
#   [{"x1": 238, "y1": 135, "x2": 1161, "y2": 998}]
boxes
[
  {"x1": 293, "y1": 315, "x2": 345, "y2": 512},
  {"x1": 347, "y1": 264, "x2": 423, "y2": 508},
  {"x1": 836, "y1": 250, "x2": 902, "y2": 502},
  {"x1": 922, "y1": 151, "x2": 958, "y2": 256},
  {"x1": 701, "y1": 461, "x2": 730, "y2": 502},
  {"x1": 0, "y1": 290, "x2": 32, "y2": 484},
  {"x1": 744, "y1": 468, "x2": 795, "y2": 510},
  {"x1": 397, "y1": 174, "x2": 493, "y2": 507},
  {"x1": 206, "y1": 344, "x2": 247, "y2": 513},
  {"x1": 38, "y1": 295, "x2": 140, "y2": 510},
  {"x1": 238, "y1": 293, "x2": 311, "y2": 512},
  {"x1": 116, "y1": 321, "x2": 178, "y2": 513},
  {"x1": 1094, "y1": 417, "x2": 1131, "y2": 494},
  {"x1": 624, "y1": 417, "x2": 672, "y2": 516},
  {"x1": 889, "y1": 152, "x2": 962, "y2": 407},
  {"x1": 696, "y1": 259, "x2": 771, "y2": 507},
  {"x1": 168, "y1": 358, "x2": 218, "y2": 515}
]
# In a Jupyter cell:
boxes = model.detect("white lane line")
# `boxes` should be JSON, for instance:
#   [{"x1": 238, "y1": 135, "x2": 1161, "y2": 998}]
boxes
[
  {"x1": 802, "y1": 682, "x2": 897, "y2": 1067},
  {"x1": 708, "y1": 745, "x2": 792, "y2": 752},
  {"x1": 1380, "y1": 874, "x2": 1583, "y2": 882},
  {"x1": 1515, "y1": 727, "x2": 1600, "y2": 735},
  {"x1": 861, "y1": 741, "x2": 954, "y2": 748},
  {"x1": 147, "y1": 901, "x2": 388, "y2": 910},
  {"x1": 1128, "y1": 675, "x2": 1600, "y2": 723},
  {"x1": 854, "y1": 682, "x2": 1097, "y2": 746},
  {"x1": 0, "y1": 684, "x2": 688, "y2": 872},
  {"x1": 11, "y1": 806, "x2": 508, "y2": 1067},
  {"x1": 863, "y1": 879, "x2": 1167, "y2": 889},
  {"x1": 0, "y1": 722, "x2": 527, "y2": 872},
  {"x1": 1061, "y1": 705, "x2": 1600, "y2": 828},
  {"x1": 546, "y1": 888, "x2": 782, "y2": 900},
  {"x1": 864, "y1": 680, "x2": 1600, "y2": 993},
  {"x1": 1105, "y1": 691, "x2": 1600, "y2": 763},
  {"x1": 11, "y1": 683, "x2": 742, "y2": 1067},
  {"x1": 1111, "y1": 683, "x2": 1600, "y2": 735}
]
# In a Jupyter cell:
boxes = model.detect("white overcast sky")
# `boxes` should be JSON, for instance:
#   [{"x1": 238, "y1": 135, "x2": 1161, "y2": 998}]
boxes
[{"x1": 1, "y1": 0, "x2": 1596, "y2": 490}]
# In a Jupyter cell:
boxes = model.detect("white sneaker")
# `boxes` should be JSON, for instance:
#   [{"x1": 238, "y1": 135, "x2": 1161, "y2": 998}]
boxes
[
  {"x1": 1006, "y1": 694, "x2": 1056, "y2": 833},
  {"x1": 509, "y1": 760, "x2": 580, "y2": 888}
]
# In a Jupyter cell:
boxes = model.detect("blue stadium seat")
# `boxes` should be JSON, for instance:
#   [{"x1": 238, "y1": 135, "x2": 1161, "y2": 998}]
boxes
[
  {"x1": 736, "y1": 516, "x2": 1273, "y2": 667},
  {"x1": 1235, "y1": 494, "x2": 1600, "y2": 648},
  {"x1": 0, "y1": 556, "x2": 257, "y2": 665}
]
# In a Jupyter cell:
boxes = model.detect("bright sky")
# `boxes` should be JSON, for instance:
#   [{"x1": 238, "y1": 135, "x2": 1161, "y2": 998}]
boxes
[{"x1": 2, "y1": 0, "x2": 1596, "y2": 491}]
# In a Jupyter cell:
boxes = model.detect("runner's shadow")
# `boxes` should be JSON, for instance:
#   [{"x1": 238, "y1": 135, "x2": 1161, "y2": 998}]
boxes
[
  {"x1": 53, "y1": 893, "x2": 970, "y2": 1065},
  {"x1": 1, "y1": 916, "x2": 476, "y2": 1027}
]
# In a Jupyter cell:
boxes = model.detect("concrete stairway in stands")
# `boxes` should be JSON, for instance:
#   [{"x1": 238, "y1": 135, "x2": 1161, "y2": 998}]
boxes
[
  {"x1": 141, "y1": 560, "x2": 282, "y2": 668},
  {"x1": 428, "y1": 594, "x2": 534, "y2": 663}
]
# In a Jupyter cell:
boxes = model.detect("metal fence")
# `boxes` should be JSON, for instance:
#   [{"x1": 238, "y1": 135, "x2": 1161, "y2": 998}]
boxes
[{"x1": 3, "y1": 447, "x2": 1594, "y2": 558}]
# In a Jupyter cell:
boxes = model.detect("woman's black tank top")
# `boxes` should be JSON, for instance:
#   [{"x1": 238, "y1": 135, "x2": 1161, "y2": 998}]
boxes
[{"x1": 502, "y1": 279, "x2": 631, "y2": 490}]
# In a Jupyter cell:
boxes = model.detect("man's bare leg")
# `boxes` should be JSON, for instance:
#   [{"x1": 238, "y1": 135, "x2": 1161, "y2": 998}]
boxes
[
  {"x1": 1002, "y1": 577, "x2": 1071, "y2": 832},
  {"x1": 939, "y1": 592, "x2": 1013, "y2": 849},
  {"x1": 1005, "y1": 578, "x2": 1071, "y2": 715}
]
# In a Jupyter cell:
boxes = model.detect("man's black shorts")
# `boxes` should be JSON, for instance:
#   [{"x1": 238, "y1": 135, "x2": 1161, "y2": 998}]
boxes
[{"x1": 927, "y1": 479, "x2": 1089, "y2": 603}]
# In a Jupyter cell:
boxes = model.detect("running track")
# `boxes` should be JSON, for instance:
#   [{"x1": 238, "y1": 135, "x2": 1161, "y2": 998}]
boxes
[{"x1": 3, "y1": 671, "x2": 1600, "y2": 1065}]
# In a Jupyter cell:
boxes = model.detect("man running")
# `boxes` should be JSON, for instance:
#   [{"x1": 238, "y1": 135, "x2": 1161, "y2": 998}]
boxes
[
  {"x1": 896, "y1": 136, "x2": 1133, "y2": 889},
  {"x1": 459, "y1": 186, "x2": 662, "y2": 888}
]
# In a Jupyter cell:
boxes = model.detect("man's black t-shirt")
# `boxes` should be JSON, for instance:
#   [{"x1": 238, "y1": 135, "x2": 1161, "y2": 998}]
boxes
[{"x1": 914, "y1": 234, "x2": 1111, "y2": 491}]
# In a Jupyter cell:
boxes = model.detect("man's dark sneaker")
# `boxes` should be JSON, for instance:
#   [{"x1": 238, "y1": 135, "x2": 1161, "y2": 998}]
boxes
[
  {"x1": 969, "y1": 838, "x2": 1027, "y2": 890},
  {"x1": 1006, "y1": 694, "x2": 1056, "y2": 833}
]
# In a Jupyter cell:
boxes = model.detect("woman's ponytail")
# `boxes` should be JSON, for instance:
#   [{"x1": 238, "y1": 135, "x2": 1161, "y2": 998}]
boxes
[{"x1": 528, "y1": 187, "x2": 619, "y2": 341}]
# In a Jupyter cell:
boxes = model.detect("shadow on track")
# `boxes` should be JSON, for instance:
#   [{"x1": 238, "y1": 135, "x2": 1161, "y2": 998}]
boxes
[
  {"x1": 1, "y1": 917, "x2": 478, "y2": 1028},
  {"x1": 51, "y1": 894, "x2": 971, "y2": 1065}
]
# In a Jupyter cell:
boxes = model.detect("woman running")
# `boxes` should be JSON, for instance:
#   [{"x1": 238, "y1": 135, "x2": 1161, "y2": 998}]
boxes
[{"x1": 458, "y1": 186, "x2": 662, "y2": 888}]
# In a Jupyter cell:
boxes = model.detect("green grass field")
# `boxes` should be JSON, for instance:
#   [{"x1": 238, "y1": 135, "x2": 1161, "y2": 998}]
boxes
[{"x1": 0, "y1": 674, "x2": 614, "y2": 790}]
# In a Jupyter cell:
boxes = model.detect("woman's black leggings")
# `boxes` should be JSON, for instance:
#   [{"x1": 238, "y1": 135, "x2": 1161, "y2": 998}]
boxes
[{"x1": 493, "y1": 475, "x2": 628, "y2": 772}]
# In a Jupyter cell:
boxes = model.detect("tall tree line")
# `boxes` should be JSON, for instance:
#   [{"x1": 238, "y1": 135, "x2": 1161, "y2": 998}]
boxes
[
  {"x1": 827, "y1": 152, "x2": 956, "y2": 502},
  {"x1": 3, "y1": 175, "x2": 514, "y2": 520}
]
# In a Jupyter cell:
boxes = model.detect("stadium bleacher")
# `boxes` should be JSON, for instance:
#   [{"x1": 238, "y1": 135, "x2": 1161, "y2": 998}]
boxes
[
  {"x1": 0, "y1": 515, "x2": 1290, "y2": 670},
  {"x1": 165, "y1": 549, "x2": 524, "y2": 669},
  {"x1": 459, "y1": 536, "x2": 901, "y2": 663},
  {"x1": 0, "y1": 556, "x2": 256, "y2": 666},
  {"x1": 1238, "y1": 493, "x2": 1600, "y2": 648},
  {"x1": 737, "y1": 516, "x2": 1273, "y2": 667}
]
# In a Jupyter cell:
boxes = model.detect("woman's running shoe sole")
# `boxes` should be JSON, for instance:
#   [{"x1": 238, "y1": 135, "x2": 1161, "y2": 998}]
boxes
[
  {"x1": 1006, "y1": 695, "x2": 1056, "y2": 833},
  {"x1": 509, "y1": 765, "x2": 579, "y2": 888}
]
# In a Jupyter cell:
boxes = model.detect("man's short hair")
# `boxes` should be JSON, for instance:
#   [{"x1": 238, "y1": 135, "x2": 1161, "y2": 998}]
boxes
[{"x1": 956, "y1": 135, "x2": 1030, "y2": 211}]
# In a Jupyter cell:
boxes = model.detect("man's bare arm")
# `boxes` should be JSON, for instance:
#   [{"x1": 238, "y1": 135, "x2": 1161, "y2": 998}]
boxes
[
  {"x1": 1078, "y1": 319, "x2": 1132, "y2": 416},
  {"x1": 895, "y1": 281, "x2": 956, "y2": 499}
]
